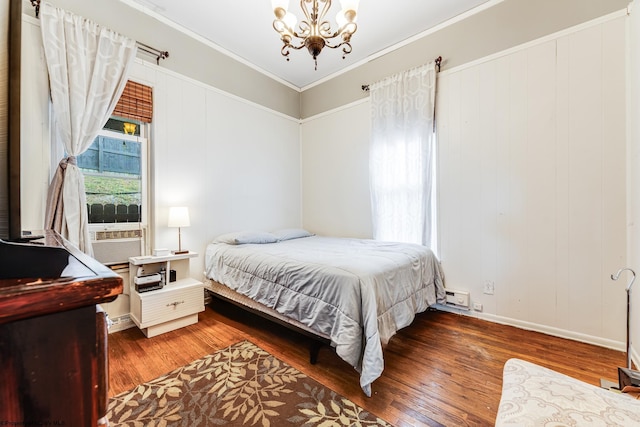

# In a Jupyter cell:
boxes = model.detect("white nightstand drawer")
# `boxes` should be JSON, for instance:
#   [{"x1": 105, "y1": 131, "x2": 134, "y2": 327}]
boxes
[
  {"x1": 133, "y1": 280, "x2": 204, "y2": 327},
  {"x1": 128, "y1": 253, "x2": 203, "y2": 337}
]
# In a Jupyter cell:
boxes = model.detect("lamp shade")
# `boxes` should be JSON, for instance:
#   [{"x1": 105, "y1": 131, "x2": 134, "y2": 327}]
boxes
[
  {"x1": 283, "y1": 11, "x2": 297, "y2": 29},
  {"x1": 168, "y1": 207, "x2": 190, "y2": 228}
]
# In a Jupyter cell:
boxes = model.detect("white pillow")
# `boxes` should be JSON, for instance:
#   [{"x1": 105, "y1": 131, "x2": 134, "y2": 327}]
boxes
[
  {"x1": 272, "y1": 228, "x2": 314, "y2": 241},
  {"x1": 214, "y1": 231, "x2": 279, "y2": 245}
]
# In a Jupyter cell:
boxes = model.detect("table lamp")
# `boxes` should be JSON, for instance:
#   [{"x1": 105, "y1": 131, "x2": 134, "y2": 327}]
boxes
[{"x1": 168, "y1": 206, "x2": 190, "y2": 254}]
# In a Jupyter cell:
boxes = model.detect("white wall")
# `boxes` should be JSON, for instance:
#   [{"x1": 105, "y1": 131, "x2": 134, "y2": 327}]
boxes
[
  {"x1": 20, "y1": 15, "x2": 50, "y2": 232},
  {"x1": 628, "y1": 0, "x2": 640, "y2": 366},
  {"x1": 302, "y1": 13, "x2": 630, "y2": 350},
  {"x1": 437, "y1": 14, "x2": 627, "y2": 349},
  {"x1": 301, "y1": 101, "x2": 373, "y2": 238}
]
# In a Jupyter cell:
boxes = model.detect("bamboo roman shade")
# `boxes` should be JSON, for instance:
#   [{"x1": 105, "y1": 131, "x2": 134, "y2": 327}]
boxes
[{"x1": 113, "y1": 80, "x2": 153, "y2": 123}]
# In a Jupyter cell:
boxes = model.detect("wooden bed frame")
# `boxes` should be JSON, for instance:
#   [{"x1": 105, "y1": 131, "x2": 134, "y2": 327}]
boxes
[{"x1": 205, "y1": 279, "x2": 332, "y2": 364}]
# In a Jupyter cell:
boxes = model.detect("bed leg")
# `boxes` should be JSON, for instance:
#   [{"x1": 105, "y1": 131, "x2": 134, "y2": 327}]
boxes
[{"x1": 309, "y1": 341, "x2": 322, "y2": 365}]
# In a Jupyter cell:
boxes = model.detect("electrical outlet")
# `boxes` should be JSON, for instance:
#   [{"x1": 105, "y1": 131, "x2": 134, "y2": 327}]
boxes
[
  {"x1": 483, "y1": 281, "x2": 495, "y2": 295},
  {"x1": 473, "y1": 302, "x2": 483, "y2": 311}
]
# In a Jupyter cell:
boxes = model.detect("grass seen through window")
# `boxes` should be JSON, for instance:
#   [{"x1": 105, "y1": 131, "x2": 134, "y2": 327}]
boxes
[{"x1": 84, "y1": 174, "x2": 141, "y2": 206}]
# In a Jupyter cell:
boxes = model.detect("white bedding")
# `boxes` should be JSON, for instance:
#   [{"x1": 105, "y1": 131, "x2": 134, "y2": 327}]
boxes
[{"x1": 204, "y1": 235, "x2": 446, "y2": 396}]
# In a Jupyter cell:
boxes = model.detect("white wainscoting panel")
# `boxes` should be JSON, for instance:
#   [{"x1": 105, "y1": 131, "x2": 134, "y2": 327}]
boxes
[
  {"x1": 301, "y1": 101, "x2": 373, "y2": 238},
  {"x1": 141, "y1": 62, "x2": 302, "y2": 278},
  {"x1": 437, "y1": 15, "x2": 627, "y2": 346},
  {"x1": 20, "y1": 16, "x2": 52, "y2": 232}
]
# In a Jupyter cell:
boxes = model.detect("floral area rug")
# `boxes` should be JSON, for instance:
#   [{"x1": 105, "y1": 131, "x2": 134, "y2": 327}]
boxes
[{"x1": 107, "y1": 340, "x2": 391, "y2": 426}]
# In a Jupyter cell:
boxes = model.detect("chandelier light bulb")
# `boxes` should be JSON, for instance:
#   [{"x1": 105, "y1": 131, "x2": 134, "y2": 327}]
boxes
[
  {"x1": 336, "y1": 10, "x2": 346, "y2": 27},
  {"x1": 342, "y1": 8, "x2": 357, "y2": 23},
  {"x1": 339, "y1": 0, "x2": 360, "y2": 14},
  {"x1": 336, "y1": 9, "x2": 356, "y2": 28},
  {"x1": 271, "y1": 0, "x2": 290, "y2": 13},
  {"x1": 283, "y1": 12, "x2": 297, "y2": 31}
]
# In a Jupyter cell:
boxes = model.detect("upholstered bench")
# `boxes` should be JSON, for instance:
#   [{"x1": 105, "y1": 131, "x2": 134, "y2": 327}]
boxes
[{"x1": 495, "y1": 358, "x2": 640, "y2": 426}]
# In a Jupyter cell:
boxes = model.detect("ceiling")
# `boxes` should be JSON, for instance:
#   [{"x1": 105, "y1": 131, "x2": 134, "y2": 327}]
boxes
[{"x1": 123, "y1": 0, "x2": 492, "y2": 89}]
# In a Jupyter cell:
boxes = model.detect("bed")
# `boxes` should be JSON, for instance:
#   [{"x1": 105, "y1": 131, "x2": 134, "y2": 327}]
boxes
[{"x1": 204, "y1": 229, "x2": 446, "y2": 396}]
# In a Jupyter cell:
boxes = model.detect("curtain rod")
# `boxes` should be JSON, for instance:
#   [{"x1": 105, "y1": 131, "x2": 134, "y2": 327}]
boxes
[
  {"x1": 361, "y1": 56, "x2": 442, "y2": 92},
  {"x1": 30, "y1": 0, "x2": 169, "y2": 65},
  {"x1": 136, "y1": 43, "x2": 170, "y2": 65}
]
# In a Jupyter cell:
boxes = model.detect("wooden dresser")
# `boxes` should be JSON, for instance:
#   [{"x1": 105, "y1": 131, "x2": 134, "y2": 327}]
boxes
[{"x1": 0, "y1": 231, "x2": 123, "y2": 426}]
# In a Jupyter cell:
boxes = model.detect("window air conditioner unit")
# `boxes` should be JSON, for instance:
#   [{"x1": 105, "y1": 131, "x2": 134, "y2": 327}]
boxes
[{"x1": 90, "y1": 227, "x2": 145, "y2": 266}]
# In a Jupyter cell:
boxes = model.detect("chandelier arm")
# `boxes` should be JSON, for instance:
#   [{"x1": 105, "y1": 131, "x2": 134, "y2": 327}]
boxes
[
  {"x1": 281, "y1": 41, "x2": 307, "y2": 61},
  {"x1": 323, "y1": 41, "x2": 342, "y2": 49},
  {"x1": 281, "y1": 45, "x2": 291, "y2": 60},
  {"x1": 341, "y1": 42, "x2": 353, "y2": 59},
  {"x1": 296, "y1": 21, "x2": 312, "y2": 38},
  {"x1": 340, "y1": 22, "x2": 358, "y2": 38},
  {"x1": 322, "y1": 40, "x2": 354, "y2": 59},
  {"x1": 321, "y1": 26, "x2": 356, "y2": 41},
  {"x1": 317, "y1": 0, "x2": 332, "y2": 23},
  {"x1": 285, "y1": 42, "x2": 307, "y2": 51},
  {"x1": 300, "y1": 0, "x2": 314, "y2": 25},
  {"x1": 323, "y1": 41, "x2": 348, "y2": 50},
  {"x1": 273, "y1": 19, "x2": 288, "y2": 35},
  {"x1": 322, "y1": 21, "x2": 357, "y2": 42},
  {"x1": 318, "y1": 21, "x2": 334, "y2": 38}
]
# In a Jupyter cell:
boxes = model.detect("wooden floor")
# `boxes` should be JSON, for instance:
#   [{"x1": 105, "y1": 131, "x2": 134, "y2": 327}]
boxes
[{"x1": 108, "y1": 299, "x2": 625, "y2": 426}]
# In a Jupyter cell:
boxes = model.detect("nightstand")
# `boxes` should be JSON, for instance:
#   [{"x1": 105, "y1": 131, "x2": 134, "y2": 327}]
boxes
[{"x1": 128, "y1": 252, "x2": 204, "y2": 337}]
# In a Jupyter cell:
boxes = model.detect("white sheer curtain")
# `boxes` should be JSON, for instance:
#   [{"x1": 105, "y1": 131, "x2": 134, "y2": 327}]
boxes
[
  {"x1": 369, "y1": 61, "x2": 437, "y2": 248},
  {"x1": 40, "y1": 2, "x2": 136, "y2": 254}
]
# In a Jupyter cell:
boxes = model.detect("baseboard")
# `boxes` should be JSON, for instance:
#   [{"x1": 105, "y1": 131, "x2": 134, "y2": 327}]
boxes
[
  {"x1": 108, "y1": 314, "x2": 136, "y2": 333},
  {"x1": 435, "y1": 304, "x2": 626, "y2": 353},
  {"x1": 631, "y1": 347, "x2": 640, "y2": 370}
]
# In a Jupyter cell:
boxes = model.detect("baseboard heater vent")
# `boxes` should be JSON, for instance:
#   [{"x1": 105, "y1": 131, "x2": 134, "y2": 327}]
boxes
[
  {"x1": 445, "y1": 289, "x2": 470, "y2": 310},
  {"x1": 107, "y1": 314, "x2": 135, "y2": 333}
]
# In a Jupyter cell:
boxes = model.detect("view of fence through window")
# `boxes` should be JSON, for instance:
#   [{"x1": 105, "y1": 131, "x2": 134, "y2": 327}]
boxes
[{"x1": 79, "y1": 132, "x2": 143, "y2": 224}]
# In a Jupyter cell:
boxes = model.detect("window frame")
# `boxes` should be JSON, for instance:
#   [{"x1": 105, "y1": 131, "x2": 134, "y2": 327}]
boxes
[{"x1": 85, "y1": 125, "x2": 149, "y2": 234}]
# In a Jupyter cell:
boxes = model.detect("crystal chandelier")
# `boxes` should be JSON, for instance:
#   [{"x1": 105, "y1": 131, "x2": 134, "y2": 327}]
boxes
[{"x1": 271, "y1": 0, "x2": 360, "y2": 70}]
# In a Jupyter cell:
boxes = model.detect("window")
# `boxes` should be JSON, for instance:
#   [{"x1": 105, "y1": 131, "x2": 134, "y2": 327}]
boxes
[
  {"x1": 370, "y1": 132, "x2": 438, "y2": 253},
  {"x1": 78, "y1": 117, "x2": 149, "y2": 231}
]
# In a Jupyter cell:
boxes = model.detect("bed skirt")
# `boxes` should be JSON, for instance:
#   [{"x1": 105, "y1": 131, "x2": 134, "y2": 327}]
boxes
[{"x1": 204, "y1": 279, "x2": 332, "y2": 354}]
